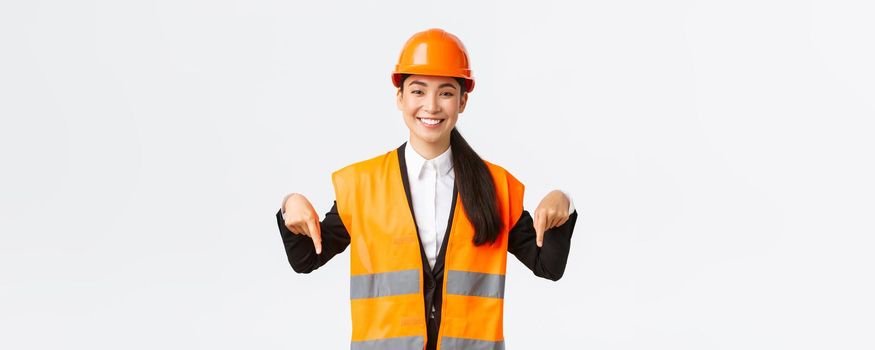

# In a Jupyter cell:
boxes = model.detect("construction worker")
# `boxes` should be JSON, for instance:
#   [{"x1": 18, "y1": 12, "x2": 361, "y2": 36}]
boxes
[{"x1": 276, "y1": 28, "x2": 579, "y2": 350}]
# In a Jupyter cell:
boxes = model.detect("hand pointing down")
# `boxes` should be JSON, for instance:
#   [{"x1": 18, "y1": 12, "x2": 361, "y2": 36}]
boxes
[
  {"x1": 281, "y1": 193, "x2": 322, "y2": 254},
  {"x1": 533, "y1": 190, "x2": 572, "y2": 247}
]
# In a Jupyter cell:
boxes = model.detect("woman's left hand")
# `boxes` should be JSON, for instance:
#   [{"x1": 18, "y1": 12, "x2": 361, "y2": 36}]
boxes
[{"x1": 534, "y1": 190, "x2": 571, "y2": 247}]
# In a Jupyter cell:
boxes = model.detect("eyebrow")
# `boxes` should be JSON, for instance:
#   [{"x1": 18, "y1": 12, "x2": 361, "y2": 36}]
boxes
[{"x1": 408, "y1": 80, "x2": 458, "y2": 90}]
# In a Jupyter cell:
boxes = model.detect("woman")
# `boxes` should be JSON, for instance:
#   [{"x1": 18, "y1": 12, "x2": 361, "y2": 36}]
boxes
[{"x1": 276, "y1": 28, "x2": 579, "y2": 350}]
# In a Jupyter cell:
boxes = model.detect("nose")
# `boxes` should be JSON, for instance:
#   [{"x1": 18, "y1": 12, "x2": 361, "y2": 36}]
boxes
[{"x1": 423, "y1": 93, "x2": 440, "y2": 115}]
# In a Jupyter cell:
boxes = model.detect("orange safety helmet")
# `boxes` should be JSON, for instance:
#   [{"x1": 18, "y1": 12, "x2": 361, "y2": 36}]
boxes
[{"x1": 391, "y1": 28, "x2": 475, "y2": 93}]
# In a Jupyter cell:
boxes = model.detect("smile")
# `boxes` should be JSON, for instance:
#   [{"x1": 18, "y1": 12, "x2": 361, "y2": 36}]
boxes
[{"x1": 417, "y1": 117, "x2": 444, "y2": 127}]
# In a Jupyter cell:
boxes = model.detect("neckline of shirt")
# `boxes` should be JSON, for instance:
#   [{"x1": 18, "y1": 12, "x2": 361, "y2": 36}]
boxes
[{"x1": 404, "y1": 140, "x2": 454, "y2": 180}]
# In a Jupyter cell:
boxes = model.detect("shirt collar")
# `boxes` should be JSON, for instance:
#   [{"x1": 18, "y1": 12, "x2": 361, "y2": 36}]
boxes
[{"x1": 405, "y1": 140, "x2": 454, "y2": 179}]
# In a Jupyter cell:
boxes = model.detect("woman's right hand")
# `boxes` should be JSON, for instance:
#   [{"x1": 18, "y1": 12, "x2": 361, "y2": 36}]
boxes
[{"x1": 281, "y1": 193, "x2": 322, "y2": 254}]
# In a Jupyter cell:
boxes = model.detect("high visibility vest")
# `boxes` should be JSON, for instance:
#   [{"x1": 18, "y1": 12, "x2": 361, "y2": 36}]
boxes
[{"x1": 331, "y1": 146, "x2": 524, "y2": 350}]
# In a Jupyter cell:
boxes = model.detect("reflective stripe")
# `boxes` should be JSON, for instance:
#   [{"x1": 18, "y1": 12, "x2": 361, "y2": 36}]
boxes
[
  {"x1": 441, "y1": 337, "x2": 505, "y2": 350},
  {"x1": 350, "y1": 336, "x2": 424, "y2": 350},
  {"x1": 445, "y1": 270, "x2": 505, "y2": 298},
  {"x1": 350, "y1": 269, "x2": 420, "y2": 299}
]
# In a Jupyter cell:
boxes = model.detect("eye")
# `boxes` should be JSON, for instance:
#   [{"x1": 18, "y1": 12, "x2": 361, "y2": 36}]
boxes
[
  {"x1": 440, "y1": 91, "x2": 454, "y2": 97},
  {"x1": 411, "y1": 90, "x2": 424, "y2": 95}
]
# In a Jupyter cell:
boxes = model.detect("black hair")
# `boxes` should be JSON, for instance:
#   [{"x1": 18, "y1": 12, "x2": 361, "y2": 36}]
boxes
[{"x1": 399, "y1": 74, "x2": 503, "y2": 245}]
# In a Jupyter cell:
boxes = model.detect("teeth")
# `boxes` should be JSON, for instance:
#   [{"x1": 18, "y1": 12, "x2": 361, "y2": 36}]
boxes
[{"x1": 419, "y1": 118, "x2": 442, "y2": 125}]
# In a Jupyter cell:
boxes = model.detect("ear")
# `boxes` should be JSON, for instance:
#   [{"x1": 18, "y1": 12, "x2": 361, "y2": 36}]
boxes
[
  {"x1": 458, "y1": 92, "x2": 468, "y2": 113},
  {"x1": 396, "y1": 89, "x2": 403, "y2": 111}
]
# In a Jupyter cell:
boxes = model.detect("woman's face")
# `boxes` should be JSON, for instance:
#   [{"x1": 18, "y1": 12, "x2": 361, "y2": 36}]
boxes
[{"x1": 396, "y1": 74, "x2": 468, "y2": 146}]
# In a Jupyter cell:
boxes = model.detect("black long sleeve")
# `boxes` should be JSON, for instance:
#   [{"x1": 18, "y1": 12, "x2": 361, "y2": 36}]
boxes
[
  {"x1": 275, "y1": 201, "x2": 350, "y2": 273},
  {"x1": 507, "y1": 209, "x2": 579, "y2": 281}
]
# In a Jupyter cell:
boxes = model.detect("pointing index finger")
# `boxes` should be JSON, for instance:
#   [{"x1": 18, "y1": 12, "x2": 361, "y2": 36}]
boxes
[
  {"x1": 534, "y1": 210, "x2": 546, "y2": 247},
  {"x1": 306, "y1": 218, "x2": 322, "y2": 255}
]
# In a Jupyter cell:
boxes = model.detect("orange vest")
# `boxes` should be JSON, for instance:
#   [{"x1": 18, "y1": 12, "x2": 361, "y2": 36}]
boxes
[{"x1": 331, "y1": 146, "x2": 524, "y2": 350}]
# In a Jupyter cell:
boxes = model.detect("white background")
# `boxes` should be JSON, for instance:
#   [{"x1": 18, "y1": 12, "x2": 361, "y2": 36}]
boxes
[{"x1": 2, "y1": 0, "x2": 874, "y2": 349}]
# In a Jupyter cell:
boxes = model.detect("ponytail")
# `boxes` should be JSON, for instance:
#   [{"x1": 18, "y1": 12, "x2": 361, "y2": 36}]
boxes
[
  {"x1": 399, "y1": 73, "x2": 503, "y2": 246},
  {"x1": 449, "y1": 127, "x2": 504, "y2": 245}
]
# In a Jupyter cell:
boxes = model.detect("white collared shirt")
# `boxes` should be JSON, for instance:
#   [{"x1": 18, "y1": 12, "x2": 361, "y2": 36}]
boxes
[
  {"x1": 404, "y1": 140, "x2": 575, "y2": 269},
  {"x1": 404, "y1": 141, "x2": 456, "y2": 269}
]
